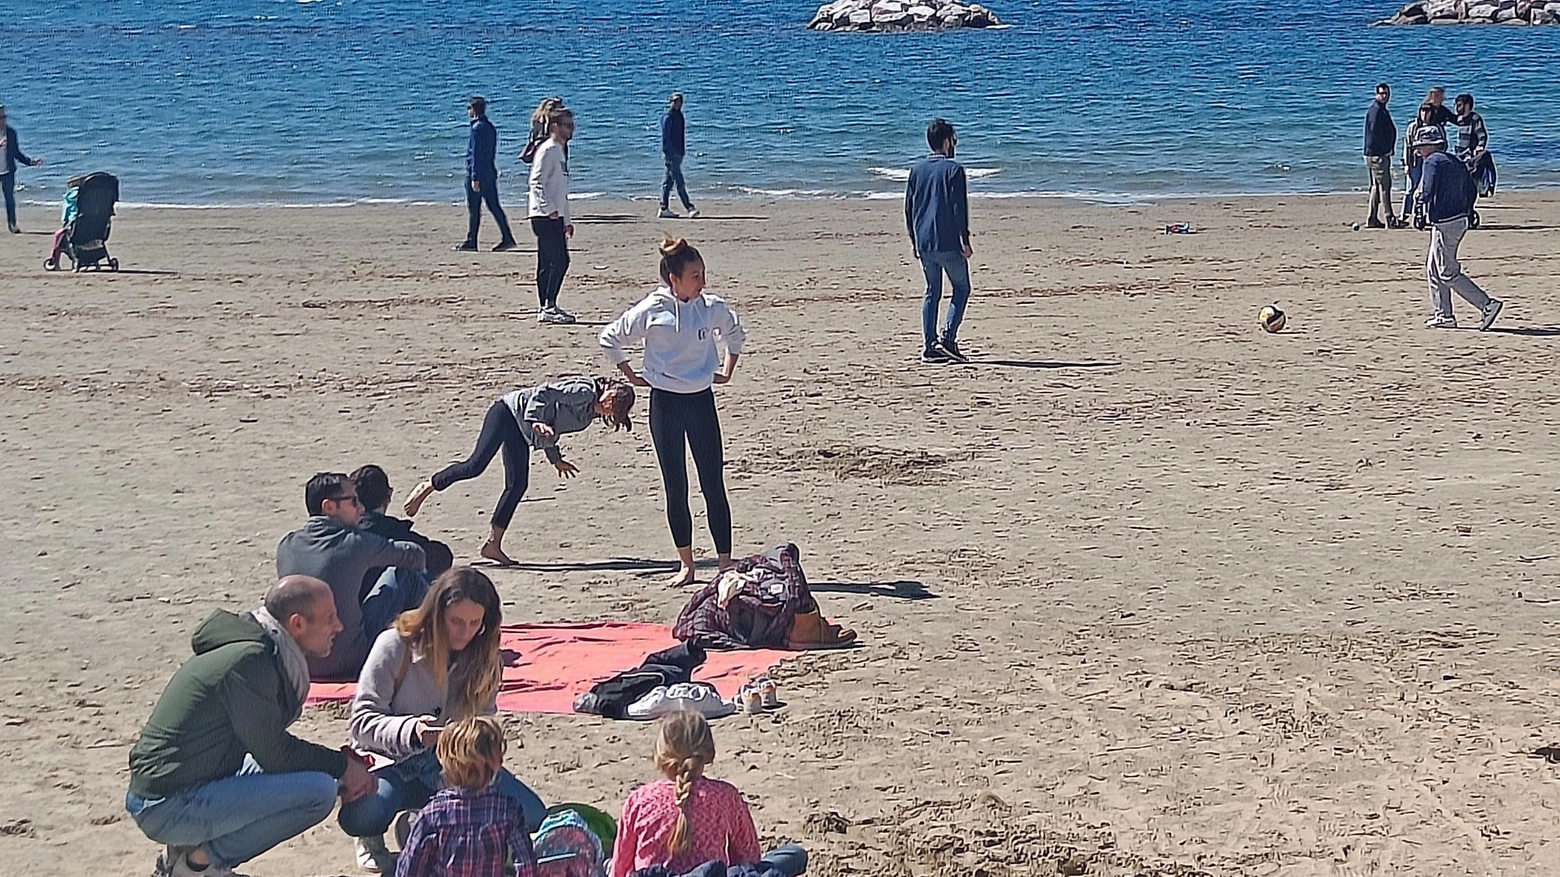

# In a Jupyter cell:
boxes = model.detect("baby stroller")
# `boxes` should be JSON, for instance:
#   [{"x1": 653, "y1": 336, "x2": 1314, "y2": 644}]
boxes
[{"x1": 45, "y1": 172, "x2": 119, "y2": 272}]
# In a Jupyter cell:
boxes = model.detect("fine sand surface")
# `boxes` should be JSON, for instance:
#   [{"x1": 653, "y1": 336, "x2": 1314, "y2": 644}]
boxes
[{"x1": 4, "y1": 192, "x2": 1560, "y2": 877}]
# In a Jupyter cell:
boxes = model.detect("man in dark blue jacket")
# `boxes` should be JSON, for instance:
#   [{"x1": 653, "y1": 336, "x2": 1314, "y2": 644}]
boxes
[
  {"x1": 455, "y1": 96, "x2": 517, "y2": 252},
  {"x1": 658, "y1": 93, "x2": 699, "y2": 219},
  {"x1": 1412, "y1": 126, "x2": 1502, "y2": 331},
  {"x1": 1, "y1": 105, "x2": 44, "y2": 234},
  {"x1": 905, "y1": 118, "x2": 973, "y2": 364},
  {"x1": 1363, "y1": 83, "x2": 1401, "y2": 229}
]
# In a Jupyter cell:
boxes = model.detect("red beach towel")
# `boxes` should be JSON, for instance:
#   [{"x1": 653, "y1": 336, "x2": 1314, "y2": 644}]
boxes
[{"x1": 305, "y1": 621, "x2": 793, "y2": 715}]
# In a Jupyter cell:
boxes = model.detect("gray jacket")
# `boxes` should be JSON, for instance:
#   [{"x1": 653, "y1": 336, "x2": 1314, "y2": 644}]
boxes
[
  {"x1": 348, "y1": 627, "x2": 496, "y2": 762},
  {"x1": 502, "y1": 376, "x2": 601, "y2": 464},
  {"x1": 276, "y1": 516, "x2": 425, "y2": 681}
]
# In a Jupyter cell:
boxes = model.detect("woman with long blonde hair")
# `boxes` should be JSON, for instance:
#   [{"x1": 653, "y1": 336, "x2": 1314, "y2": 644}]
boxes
[
  {"x1": 611, "y1": 711, "x2": 807, "y2": 877},
  {"x1": 338, "y1": 568, "x2": 545, "y2": 872}
]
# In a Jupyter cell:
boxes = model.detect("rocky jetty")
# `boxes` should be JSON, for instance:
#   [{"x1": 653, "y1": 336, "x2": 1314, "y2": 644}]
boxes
[
  {"x1": 1378, "y1": 0, "x2": 1560, "y2": 24},
  {"x1": 808, "y1": 0, "x2": 1004, "y2": 32}
]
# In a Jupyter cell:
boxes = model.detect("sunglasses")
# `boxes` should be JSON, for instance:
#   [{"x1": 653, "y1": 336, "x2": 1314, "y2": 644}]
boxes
[{"x1": 330, "y1": 495, "x2": 362, "y2": 505}]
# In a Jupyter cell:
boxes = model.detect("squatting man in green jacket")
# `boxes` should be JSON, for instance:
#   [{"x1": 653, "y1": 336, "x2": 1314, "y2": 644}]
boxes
[{"x1": 125, "y1": 576, "x2": 376, "y2": 877}]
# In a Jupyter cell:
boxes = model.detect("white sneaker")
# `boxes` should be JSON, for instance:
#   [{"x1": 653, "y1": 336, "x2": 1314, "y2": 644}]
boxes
[
  {"x1": 547, "y1": 306, "x2": 577, "y2": 325},
  {"x1": 1479, "y1": 299, "x2": 1503, "y2": 332},
  {"x1": 658, "y1": 208, "x2": 678, "y2": 219},
  {"x1": 536, "y1": 307, "x2": 550, "y2": 324},
  {"x1": 627, "y1": 685, "x2": 670, "y2": 720},
  {"x1": 356, "y1": 835, "x2": 397, "y2": 873},
  {"x1": 1425, "y1": 315, "x2": 1458, "y2": 329},
  {"x1": 688, "y1": 209, "x2": 701, "y2": 219}
]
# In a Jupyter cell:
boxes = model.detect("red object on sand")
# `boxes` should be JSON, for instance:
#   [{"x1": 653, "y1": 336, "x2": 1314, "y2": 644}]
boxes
[{"x1": 305, "y1": 622, "x2": 793, "y2": 715}]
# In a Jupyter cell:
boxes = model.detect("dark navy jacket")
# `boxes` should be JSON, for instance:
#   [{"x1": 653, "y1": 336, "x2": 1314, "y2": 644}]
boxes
[
  {"x1": 661, "y1": 109, "x2": 686, "y2": 158},
  {"x1": 905, "y1": 154, "x2": 970, "y2": 255},
  {"x1": 1418, "y1": 151, "x2": 1477, "y2": 224},
  {"x1": 3, "y1": 126, "x2": 34, "y2": 176},
  {"x1": 466, "y1": 116, "x2": 499, "y2": 184},
  {"x1": 1364, "y1": 101, "x2": 1396, "y2": 157}
]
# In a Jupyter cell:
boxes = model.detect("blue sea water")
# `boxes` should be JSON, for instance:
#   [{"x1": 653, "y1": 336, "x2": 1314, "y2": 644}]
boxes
[{"x1": 1, "y1": 0, "x2": 1557, "y2": 206}]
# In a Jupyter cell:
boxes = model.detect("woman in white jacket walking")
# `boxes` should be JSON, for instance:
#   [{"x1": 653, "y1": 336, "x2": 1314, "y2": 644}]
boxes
[
  {"x1": 599, "y1": 237, "x2": 746, "y2": 587},
  {"x1": 337, "y1": 568, "x2": 545, "y2": 872}
]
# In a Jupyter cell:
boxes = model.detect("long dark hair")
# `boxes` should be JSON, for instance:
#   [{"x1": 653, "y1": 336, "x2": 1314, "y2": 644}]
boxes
[{"x1": 394, "y1": 567, "x2": 502, "y2": 719}]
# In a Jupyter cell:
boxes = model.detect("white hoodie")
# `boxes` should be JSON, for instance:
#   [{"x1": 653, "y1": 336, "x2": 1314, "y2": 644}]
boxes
[
  {"x1": 598, "y1": 287, "x2": 746, "y2": 394},
  {"x1": 528, "y1": 139, "x2": 570, "y2": 222}
]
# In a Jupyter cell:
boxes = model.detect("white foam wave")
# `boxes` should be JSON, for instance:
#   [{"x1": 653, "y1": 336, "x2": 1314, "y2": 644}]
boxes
[
  {"x1": 867, "y1": 167, "x2": 910, "y2": 181},
  {"x1": 569, "y1": 192, "x2": 605, "y2": 200}
]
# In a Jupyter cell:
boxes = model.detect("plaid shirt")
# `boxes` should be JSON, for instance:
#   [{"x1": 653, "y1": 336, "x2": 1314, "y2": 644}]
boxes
[{"x1": 396, "y1": 786, "x2": 539, "y2": 877}]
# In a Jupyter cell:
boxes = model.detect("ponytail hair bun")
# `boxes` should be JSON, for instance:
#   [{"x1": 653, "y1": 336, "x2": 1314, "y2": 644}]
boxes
[{"x1": 657, "y1": 236, "x2": 703, "y2": 284}]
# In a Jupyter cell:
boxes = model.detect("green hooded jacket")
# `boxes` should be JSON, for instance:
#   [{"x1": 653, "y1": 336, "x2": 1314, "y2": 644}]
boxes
[{"x1": 128, "y1": 610, "x2": 348, "y2": 799}]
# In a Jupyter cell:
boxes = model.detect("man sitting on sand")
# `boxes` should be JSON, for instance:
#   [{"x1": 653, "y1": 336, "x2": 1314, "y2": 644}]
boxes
[
  {"x1": 350, "y1": 464, "x2": 453, "y2": 592},
  {"x1": 1412, "y1": 126, "x2": 1503, "y2": 331},
  {"x1": 276, "y1": 472, "x2": 427, "y2": 681},
  {"x1": 906, "y1": 118, "x2": 975, "y2": 365},
  {"x1": 126, "y1": 576, "x2": 376, "y2": 877}
]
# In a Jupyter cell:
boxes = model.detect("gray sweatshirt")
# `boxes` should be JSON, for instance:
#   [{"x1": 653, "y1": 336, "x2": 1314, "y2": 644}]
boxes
[
  {"x1": 348, "y1": 627, "x2": 496, "y2": 763},
  {"x1": 502, "y1": 376, "x2": 602, "y2": 463},
  {"x1": 276, "y1": 516, "x2": 425, "y2": 681}
]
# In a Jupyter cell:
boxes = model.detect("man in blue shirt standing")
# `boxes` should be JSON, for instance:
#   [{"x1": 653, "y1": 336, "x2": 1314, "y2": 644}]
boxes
[
  {"x1": 658, "y1": 93, "x2": 699, "y2": 219},
  {"x1": 1, "y1": 105, "x2": 45, "y2": 234},
  {"x1": 1412, "y1": 126, "x2": 1502, "y2": 331},
  {"x1": 455, "y1": 96, "x2": 517, "y2": 252},
  {"x1": 905, "y1": 118, "x2": 973, "y2": 364},
  {"x1": 1363, "y1": 83, "x2": 1402, "y2": 230}
]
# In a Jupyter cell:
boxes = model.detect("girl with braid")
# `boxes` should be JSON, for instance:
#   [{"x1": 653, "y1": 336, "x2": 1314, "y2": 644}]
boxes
[{"x1": 611, "y1": 712, "x2": 808, "y2": 877}]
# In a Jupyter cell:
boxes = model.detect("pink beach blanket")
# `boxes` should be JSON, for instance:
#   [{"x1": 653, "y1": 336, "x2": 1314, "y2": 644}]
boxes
[{"x1": 305, "y1": 621, "x2": 793, "y2": 715}]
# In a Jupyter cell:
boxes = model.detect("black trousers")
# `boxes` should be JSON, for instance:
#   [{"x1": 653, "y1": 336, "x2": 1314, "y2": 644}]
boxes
[
  {"x1": 649, "y1": 388, "x2": 731, "y2": 554},
  {"x1": 531, "y1": 216, "x2": 570, "y2": 308},
  {"x1": 431, "y1": 401, "x2": 530, "y2": 529},
  {"x1": 464, "y1": 178, "x2": 514, "y2": 246}
]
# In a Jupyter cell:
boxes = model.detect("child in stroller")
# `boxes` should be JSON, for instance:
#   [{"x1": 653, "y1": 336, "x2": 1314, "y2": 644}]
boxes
[{"x1": 44, "y1": 171, "x2": 119, "y2": 272}]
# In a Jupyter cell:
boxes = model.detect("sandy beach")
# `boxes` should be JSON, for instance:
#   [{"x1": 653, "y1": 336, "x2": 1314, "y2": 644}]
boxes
[{"x1": 3, "y1": 191, "x2": 1560, "y2": 877}]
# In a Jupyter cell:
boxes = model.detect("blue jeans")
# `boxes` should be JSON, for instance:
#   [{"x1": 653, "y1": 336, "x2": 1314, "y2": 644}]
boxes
[
  {"x1": 125, "y1": 756, "x2": 338, "y2": 869},
  {"x1": 361, "y1": 566, "x2": 429, "y2": 643},
  {"x1": 464, "y1": 177, "x2": 514, "y2": 246},
  {"x1": 919, "y1": 250, "x2": 972, "y2": 350},
  {"x1": 1, "y1": 173, "x2": 15, "y2": 227},
  {"x1": 762, "y1": 843, "x2": 809, "y2": 877},
  {"x1": 661, "y1": 154, "x2": 693, "y2": 211},
  {"x1": 337, "y1": 751, "x2": 546, "y2": 838},
  {"x1": 1402, "y1": 163, "x2": 1422, "y2": 218}
]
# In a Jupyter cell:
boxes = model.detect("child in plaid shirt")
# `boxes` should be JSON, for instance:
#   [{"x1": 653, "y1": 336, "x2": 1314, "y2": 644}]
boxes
[{"x1": 396, "y1": 716, "x2": 539, "y2": 877}]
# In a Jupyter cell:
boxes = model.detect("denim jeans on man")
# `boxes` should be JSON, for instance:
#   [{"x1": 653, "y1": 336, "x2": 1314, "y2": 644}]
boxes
[
  {"x1": 1, "y1": 174, "x2": 15, "y2": 228},
  {"x1": 1402, "y1": 163, "x2": 1422, "y2": 219},
  {"x1": 125, "y1": 755, "x2": 338, "y2": 869},
  {"x1": 920, "y1": 250, "x2": 971, "y2": 351},
  {"x1": 361, "y1": 566, "x2": 429, "y2": 644},
  {"x1": 337, "y1": 748, "x2": 547, "y2": 838},
  {"x1": 464, "y1": 178, "x2": 515, "y2": 247},
  {"x1": 661, "y1": 154, "x2": 693, "y2": 212},
  {"x1": 761, "y1": 843, "x2": 810, "y2": 877}
]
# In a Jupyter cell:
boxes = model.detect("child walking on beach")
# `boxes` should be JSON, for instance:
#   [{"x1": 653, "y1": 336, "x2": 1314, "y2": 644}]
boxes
[
  {"x1": 395, "y1": 715, "x2": 540, "y2": 877},
  {"x1": 611, "y1": 711, "x2": 807, "y2": 877}
]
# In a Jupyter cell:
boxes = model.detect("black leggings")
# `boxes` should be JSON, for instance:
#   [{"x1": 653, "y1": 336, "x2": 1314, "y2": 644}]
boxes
[
  {"x1": 650, "y1": 388, "x2": 731, "y2": 554},
  {"x1": 431, "y1": 401, "x2": 530, "y2": 530},
  {"x1": 531, "y1": 216, "x2": 569, "y2": 308}
]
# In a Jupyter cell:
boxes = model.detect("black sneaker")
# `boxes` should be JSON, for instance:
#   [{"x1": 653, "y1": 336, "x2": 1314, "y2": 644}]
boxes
[
  {"x1": 920, "y1": 347, "x2": 950, "y2": 364},
  {"x1": 492, "y1": 240, "x2": 518, "y2": 252},
  {"x1": 452, "y1": 241, "x2": 478, "y2": 251},
  {"x1": 939, "y1": 340, "x2": 971, "y2": 363}
]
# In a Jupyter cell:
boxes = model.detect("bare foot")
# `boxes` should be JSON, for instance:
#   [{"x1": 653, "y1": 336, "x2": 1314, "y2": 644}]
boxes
[
  {"x1": 665, "y1": 565, "x2": 696, "y2": 588},
  {"x1": 480, "y1": 541, "x2": 516, "y2": 566},
  {"x1": 403, "y1": 480, "x2": 436, "y2": 518}
]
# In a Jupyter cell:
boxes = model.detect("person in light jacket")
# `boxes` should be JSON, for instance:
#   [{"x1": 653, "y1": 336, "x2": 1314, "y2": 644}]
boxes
[
  {"x1": 598, "y1": 237, "x2": 746, "y2": 588},
  {"x1": 528, "y1": 107, "x2": 576, "y2": 324},
  {"x1": 402, "y1": 376, "x2": 636, "y2": 566},
  {"x1": 338, "y1": 568, "x2": 546, "y2": 873}
]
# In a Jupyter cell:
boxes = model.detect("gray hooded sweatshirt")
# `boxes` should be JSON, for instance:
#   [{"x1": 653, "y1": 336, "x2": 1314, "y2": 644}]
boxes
[{"x1": 502, "y1": 375, "x2": 602, "y2": 463}]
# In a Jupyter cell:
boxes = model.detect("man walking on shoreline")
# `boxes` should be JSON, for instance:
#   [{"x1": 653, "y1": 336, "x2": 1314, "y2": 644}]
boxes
[
  {"x1": 455, "y1": 96, "x2": 517, "y2": 252},
  {"x1": 529, "y1": 107, "x2": 576, "y2": 324},
  {"x1": 658, "y1": 93, "x2": 699, "y2": 219},
  {"x1": 905, "y1": 118, "x2": 973, "y2": 364},
  {"x1": 1412, "y1": 126, "x2": 1502, "y2": 331},
  {"x1": 1363, "y1": 83, "x2": 1402, "y2": 229}
]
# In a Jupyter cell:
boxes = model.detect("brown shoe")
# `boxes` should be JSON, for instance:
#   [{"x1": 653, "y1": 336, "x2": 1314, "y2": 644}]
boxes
[{"x1": 787, "y1": 610, "x2": 857, "y2": 649}]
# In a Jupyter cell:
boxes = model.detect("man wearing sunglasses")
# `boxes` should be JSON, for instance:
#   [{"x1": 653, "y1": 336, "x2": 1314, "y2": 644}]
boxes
[{"x1": 277, "y1": 472, "x2": 427, "y2": 681}]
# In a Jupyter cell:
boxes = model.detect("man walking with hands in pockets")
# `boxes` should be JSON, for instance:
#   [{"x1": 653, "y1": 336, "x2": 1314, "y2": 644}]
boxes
[{"x1": 906, "y1": 118, "x2": 974, "y2": 364}]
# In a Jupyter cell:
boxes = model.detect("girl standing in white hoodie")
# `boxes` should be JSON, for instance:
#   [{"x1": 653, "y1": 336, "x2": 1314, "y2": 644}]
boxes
[{"x1": 599, "y1": 237, "x2": 747, "y2": 587}]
